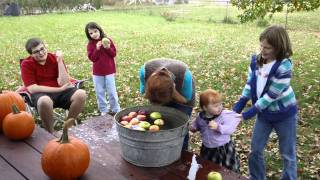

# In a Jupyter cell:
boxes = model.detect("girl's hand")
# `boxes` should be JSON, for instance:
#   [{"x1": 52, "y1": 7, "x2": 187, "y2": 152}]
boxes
[
  {"x1": 56, "y1": 50, "x2": 63, "y2": 63},
  {"x1": 235, "y1": 113, "x2": 244, "y2": 121},
  {"x1": 96, "y1": 41, "x2": 102, "y2": 50},
  {"x1": 209, "y1": 121, "x2": 218, "y2": 130},
  {"x1": 189, "y1": 120, "x2": 197, "y2": 132},
  {"x1": 102, "y1": 38, "x2": 110, "y2": 48}
]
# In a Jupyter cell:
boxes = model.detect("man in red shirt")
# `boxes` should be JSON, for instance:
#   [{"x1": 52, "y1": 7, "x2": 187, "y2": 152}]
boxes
[{"x1": 21, "y1": 38, "x2": 86, "y2": 133}]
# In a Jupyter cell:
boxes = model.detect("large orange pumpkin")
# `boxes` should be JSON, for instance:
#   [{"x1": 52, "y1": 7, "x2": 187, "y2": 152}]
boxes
[
  {"x1": 0, "y1": 91, "x2": 26, "y2": 132},
  {"x1": 41, "y1": 118, "x2": 90, "y2": 180},
  {"x1": 2, "y1": 104, "x2": 35, "y2": 140}
]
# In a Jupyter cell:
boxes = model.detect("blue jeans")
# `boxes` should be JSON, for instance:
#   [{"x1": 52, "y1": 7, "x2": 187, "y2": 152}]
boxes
[
  {"x1": 249, "y1": 115, "x2": 297, "y2": 180},
  {"x1": 166, "y1": 101, "x2": 193, "y2": 151},
  {"x1": 93, "y1": 74, "x2": 120, "y2": 113}
]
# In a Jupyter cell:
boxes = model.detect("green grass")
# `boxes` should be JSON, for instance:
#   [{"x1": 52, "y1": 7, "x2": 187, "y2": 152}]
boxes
[{"x1": 0, "y1": 5, "x2": 319, "y2": 179}]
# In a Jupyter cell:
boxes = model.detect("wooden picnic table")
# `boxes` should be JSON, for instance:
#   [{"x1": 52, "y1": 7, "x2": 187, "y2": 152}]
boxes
[{"x1": 0, "y1": 115, "x2": 247, "y2": 180}]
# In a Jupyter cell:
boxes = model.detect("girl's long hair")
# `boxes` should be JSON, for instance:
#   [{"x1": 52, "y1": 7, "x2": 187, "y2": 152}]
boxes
[
  {"x1": 258, "y1": 25, "x2": 293, "y2": 66},
  {"x1": 85, "y1": 22, "x2": 106, "y2": 40}
]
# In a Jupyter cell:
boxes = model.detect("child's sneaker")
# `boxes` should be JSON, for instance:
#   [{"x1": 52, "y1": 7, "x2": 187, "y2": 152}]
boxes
[{"x1": 101, "y1": 112, "x2": 107, "y2": 116}]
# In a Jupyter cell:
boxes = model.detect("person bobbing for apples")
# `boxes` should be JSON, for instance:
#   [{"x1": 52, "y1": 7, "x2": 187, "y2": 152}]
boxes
[
  {"x1": 139, "y1": 58, "x2": 195, "y2": 151},
  {"x1": 85, "y1": 22, "x2": 121, "y2": 116}
]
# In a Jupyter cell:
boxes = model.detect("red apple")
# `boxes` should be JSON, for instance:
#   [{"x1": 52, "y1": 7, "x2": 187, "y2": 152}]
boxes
[
  {"x1": 121, "y1": 115, "x2": 132, "y2": 122},
  {"x1": 128, "y1": 111, "x2": 138, "y2": 118},
  {"x1": 120, "y1": 121, "x2": 129, "y2": 126},
  {"x1": 130, "y1": 118, "x2": 140, "y2": 125},
  {"x1": 137, "y1": 109, "x2": 147, "y2": 115},
  {"x1": 136, "y1": 114, "x2": 146, "y2": 121},
  {"x1": 149, "y1": 125, "x2": 160, "y2": 132}
]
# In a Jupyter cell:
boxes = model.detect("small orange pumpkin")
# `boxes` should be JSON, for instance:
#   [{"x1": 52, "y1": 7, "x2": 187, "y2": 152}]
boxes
[
  {"x1": 41, "y1": 118, "x2": 90, "y2": 180},
  {"x1": 0, "y1": 91, "x2": 26, "y2": 132},
  {"x1": 2, "y1": 104, "x2": 35, "y2": 140}
]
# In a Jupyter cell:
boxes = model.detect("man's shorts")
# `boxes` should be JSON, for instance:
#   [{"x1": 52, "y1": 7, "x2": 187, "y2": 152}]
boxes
[{"x1": 31, "y1": 87, "x2": 78, "y2": 110}]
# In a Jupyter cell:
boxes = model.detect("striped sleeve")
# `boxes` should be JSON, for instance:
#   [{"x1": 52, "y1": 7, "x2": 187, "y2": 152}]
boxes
[
  {"x1": 241, "y1": 66, "x2": 252, "y2": 99},
  {"x1": 233, "y1": 66, "x2": 251, "y2": 113},
  {"x1": 255, "y1": 59, "x2": 292, "y2": 111}
]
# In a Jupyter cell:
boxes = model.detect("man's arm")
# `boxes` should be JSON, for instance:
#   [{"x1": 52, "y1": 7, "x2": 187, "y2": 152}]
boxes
[
  {"x1": 26, "y1": 83, "x2": 73, "y2": 94},
  {"x1": 56, "y1": 50, "x2": 70, "y2": 86}
]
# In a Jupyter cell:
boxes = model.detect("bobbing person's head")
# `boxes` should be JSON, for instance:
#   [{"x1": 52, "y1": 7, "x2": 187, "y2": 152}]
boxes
[{"x1": 145, "y1": 68, "x2": 174, "y2": 105}]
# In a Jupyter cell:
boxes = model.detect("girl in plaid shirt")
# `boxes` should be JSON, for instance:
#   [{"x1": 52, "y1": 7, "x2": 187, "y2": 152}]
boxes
[{"x1": 233, "y1": 25, "x2": 298, "y2": 180}]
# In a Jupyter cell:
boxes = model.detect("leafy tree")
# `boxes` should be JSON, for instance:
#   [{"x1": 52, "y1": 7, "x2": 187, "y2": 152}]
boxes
[{"x1": 231, "y1": 0, "x2": 320, "y2": 23}]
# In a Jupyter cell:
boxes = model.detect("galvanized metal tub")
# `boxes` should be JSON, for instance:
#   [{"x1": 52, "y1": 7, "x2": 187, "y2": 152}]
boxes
[{"x1": 114, "y1": 105, "x2": 189, "y2": 167}]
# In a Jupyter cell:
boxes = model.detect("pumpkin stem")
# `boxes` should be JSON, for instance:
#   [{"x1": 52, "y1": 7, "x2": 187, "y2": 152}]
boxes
[
  {"x1": 58, "y1": 118, "x2": 75, "y2": 144},
  {"x1": 12, "y1": 104, "x2": 21, "y2": 114}
]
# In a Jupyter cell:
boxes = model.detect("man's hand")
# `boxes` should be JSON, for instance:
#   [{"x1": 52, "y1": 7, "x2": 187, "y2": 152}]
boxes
[
  {"x1": 209, "y1": 121, "x2": 218, "y2": 130},
  {"x1": 96, "y1": 41, "x2": 102, "y2": 50},
  {"x1": 56, "y1": 50, "x2": 63, "y2": 63},
  {"x1": 60, "y1": 83, "x2": 74, "y2": 91}
]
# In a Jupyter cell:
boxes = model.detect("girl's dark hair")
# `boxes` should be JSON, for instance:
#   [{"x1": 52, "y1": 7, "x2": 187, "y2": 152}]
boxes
[
  {"x1": 85, "y1": 22, "x2": 105, "y2": 40},
  {"x1": 25, "y1": 38, "x2": 43, "y2": 54},
  {"x1": 258, "y1": 25, "x2": 293, "y2": 66}
]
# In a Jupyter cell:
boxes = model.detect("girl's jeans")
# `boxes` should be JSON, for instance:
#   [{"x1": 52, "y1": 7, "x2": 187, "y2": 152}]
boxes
[
  {"x1": 93, "y1": 74, "x2": 120, "y2": 113},
  {"x1": 249, "y1": 115, "x2": 297, "y2": 180}
]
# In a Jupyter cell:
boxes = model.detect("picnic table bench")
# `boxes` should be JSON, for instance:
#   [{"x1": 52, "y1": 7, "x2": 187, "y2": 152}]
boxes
[{"x1": 0, "y1": 115, "x2": 247, "y2": 180}]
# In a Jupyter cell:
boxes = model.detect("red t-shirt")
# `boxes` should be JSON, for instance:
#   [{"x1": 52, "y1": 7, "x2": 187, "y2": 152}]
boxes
[{"x1": 21, "y1": 53, "x2": 62, "y2": 87}]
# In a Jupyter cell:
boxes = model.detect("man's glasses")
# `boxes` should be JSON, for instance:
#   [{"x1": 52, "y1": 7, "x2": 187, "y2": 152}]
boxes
[{"x1": 32, "y1": 47, "x2": 46, "y2": 55}]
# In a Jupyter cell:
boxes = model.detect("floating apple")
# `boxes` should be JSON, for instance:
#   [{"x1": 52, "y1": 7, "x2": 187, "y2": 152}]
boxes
[
  {"x1": 121, "y1": 115, "x2": 132, "y2": 122},
  {"x1": 124, "y1": 124, "x2": 132, "y2": 129},
  {"x1": 137, "y1": 109, "x2": 147, "y2": 115},
  {"x1": 136, "y1": 114, "x2": 146, "y2": 121},
  {"x1": 150, "y1": 112, "x2": 161, "y2": 120},
  {"x1": 138, "y1": 121, "x2": 151, "y2": 130},
  {"x1": 128, "y1": 111, "x2": 138, "y2": 118},
  {"x1": 129, "y1": 118, "x2": 140, "y2": 125},
  {"x1": 132, "y1": 125, "x2": 146, "y2": 131},
  {"x1": 154, "y1": 119, "x2": 164, "y2": 126},
  {"x1": 120, "y1": 121, "x2": 129, "y2": 126},
  {"x1": 149, "y1": 125, "x2": 160, "y2": 132},
  {"x1": 207, "y1": 171, "x2": 222, "y2": 180}
]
